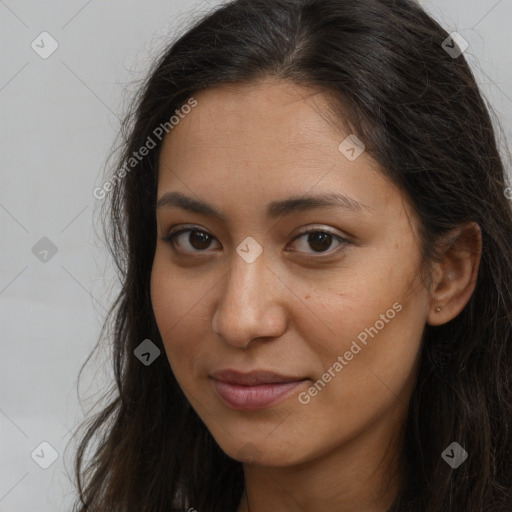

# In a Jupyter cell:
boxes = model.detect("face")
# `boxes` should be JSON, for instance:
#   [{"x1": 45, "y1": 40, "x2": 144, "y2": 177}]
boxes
[{"x1": 151, "y1": 78, "x2": 431, "y2": 468}]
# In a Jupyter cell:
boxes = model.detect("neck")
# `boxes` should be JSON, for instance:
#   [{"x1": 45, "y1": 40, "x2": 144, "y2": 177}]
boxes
[{"x1": 235, "y1": 403, "x2": 406, "y2": 512}]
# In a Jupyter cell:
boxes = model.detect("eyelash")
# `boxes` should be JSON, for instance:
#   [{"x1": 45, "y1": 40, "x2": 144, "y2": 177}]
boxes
[{"x1": 161, "y1": 225, "x2": 350, "y2": 259}]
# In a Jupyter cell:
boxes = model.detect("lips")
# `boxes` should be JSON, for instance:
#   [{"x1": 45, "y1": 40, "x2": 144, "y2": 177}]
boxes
[
  {"x1": 210, "y1": 369, "x2": 305, "y2": 386},
  {"x1": 209, "y1": 369, "x2": 307, "y2": 410}
]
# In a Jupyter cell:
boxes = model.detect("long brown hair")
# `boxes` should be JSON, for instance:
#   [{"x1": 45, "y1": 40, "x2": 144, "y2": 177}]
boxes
[{"x1": 71, "y1": 1, "x2": 512, "y2": 510}]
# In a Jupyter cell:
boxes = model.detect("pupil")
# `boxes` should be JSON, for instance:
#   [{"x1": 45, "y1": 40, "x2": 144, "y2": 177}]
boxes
[
  {"x1": 190, "y1": 231, "x2": 211, "y2": 250},
  {"x1": 309, "y1": 232, "x2": 332, "y2": 252}
]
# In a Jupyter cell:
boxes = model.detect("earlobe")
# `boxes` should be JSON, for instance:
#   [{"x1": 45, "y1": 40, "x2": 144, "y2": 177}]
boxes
[{"x1": 427, "y1": 222, "x2": 482, "y2": 326}]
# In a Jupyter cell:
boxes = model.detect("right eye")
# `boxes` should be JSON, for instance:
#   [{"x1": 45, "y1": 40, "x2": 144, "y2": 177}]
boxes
[{"x1": 162, "y1": 227, "x2": 222, "y2": 254}]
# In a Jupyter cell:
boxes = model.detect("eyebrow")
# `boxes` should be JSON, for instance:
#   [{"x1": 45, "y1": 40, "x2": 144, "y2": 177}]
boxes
[{"x1": 156, "y1": 191, "x2": 372, "y2": 221}]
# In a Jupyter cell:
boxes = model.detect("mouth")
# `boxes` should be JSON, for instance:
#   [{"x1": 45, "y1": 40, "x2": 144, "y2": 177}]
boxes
[{"x1": 209, "y1": 369, "x2": 308, "y2": 410}]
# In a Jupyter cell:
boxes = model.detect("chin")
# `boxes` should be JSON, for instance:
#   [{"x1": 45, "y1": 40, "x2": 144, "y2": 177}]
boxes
[{"x1": 216, "y1": 436, "x2": 307, "y2": 467}]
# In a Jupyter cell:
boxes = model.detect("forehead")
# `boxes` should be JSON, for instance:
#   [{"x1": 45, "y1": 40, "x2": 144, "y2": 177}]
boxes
[
  {"x1": 159, "y1": 79, "x2": 370, "y2": 175},
  {"x1": 161, "y1": 79, "x2": 348, "y2": 164},
  {"x1": 156, "y1": 78, "x2": 410, "y2": 226}
]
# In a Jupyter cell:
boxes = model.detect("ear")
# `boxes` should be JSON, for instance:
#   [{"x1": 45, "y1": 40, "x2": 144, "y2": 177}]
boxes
[{"x1": 427, "y1": 222, "x2": 482, "y2": 326}]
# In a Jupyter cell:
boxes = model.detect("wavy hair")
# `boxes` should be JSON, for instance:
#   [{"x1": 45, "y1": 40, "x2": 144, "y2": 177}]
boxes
[{"x1": 71, "y1": 0, "x2": 512, "y2": 510}]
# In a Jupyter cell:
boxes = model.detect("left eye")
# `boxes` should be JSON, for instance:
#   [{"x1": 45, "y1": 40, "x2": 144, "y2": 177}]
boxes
[
  {"x1": 163, "y1": 227, "x2": 348, "y2": 256},
  {"x1": 290, "y1": 230, "x2": 347, "y2": 254}
]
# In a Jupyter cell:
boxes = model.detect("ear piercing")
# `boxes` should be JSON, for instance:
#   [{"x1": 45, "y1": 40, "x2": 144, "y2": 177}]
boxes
[{"x1": 435, "y1": 306, "x2": 442, "y2": 312}]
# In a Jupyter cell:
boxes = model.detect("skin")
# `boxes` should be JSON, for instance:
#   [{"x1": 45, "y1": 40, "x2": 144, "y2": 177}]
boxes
[{"x1": 150, "y1": 77, "x2": 481, "y2": 512}]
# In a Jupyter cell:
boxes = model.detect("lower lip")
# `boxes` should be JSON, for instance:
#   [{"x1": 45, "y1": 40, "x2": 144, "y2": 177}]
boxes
[{"x1": 211, "y1": 378, "x2": 306, "y2": 410}]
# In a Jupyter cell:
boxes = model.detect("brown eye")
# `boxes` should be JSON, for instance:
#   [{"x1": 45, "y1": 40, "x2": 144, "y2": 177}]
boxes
[
  {"x1": 162, "y1": 226, "x2": 349, "y2": 258},
  {"x1": 164, "y1": 228, "x2": 221, "y2": 253},
  {"x1": 306, "y1": 232, "x2": 333, "y2": 252},
  {"x1": 289, "y1": 229, "x2": 349, "y2": 256},
  {"x1": 188, "y1": 230, "x2": 213, "y2": 250}
]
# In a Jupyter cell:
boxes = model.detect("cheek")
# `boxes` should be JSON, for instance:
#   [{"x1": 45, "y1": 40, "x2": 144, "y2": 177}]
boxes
[
  {"x1": 304, "y1": 274, "x2": 427, "y2": 415},
  {"x1": 150, "y1": 255, "x2": 214, "y2": 378},
  {"x1": 299, "y1": 248, "x2": 428, "y2": 395},
  {"x1": 150, "y1": 259, "x2": 179, "y2": 339},
  {"x1": 151, "y1": 250, "x2": 206, "y2": 332},
  {"x1": 151, "y1": 258, "x2": 193, "y2": 357}
]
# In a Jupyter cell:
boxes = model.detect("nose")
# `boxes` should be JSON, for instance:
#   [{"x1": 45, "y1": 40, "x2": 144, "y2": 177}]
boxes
[{"x1": 211, "y1": 247, "x2": 288, "y2": 348}]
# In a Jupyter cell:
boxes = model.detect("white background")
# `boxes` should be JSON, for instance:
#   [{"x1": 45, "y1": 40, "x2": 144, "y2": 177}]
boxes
[{"x1": 1, "y1": 1, "x2": 511, "y2": 510}]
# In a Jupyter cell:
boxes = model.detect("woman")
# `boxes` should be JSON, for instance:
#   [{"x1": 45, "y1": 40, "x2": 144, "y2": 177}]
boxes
[{"x1": 73, "y1": 0, "x2": 512, "y2": 510}]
